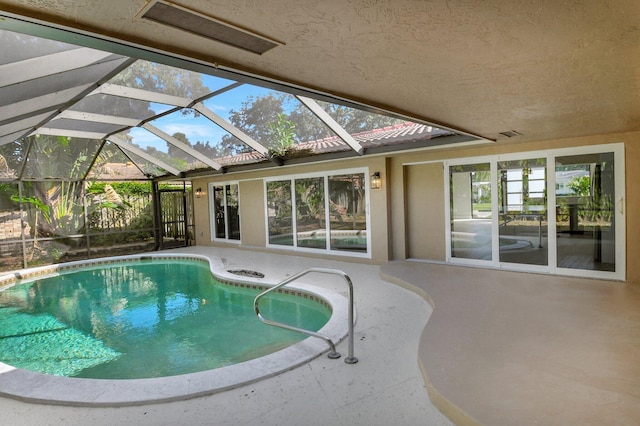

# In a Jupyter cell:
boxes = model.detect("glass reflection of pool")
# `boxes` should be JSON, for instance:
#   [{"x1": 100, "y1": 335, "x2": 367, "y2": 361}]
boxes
[{"x1": 0, "y1": 258, "x2": 330, "y2": 379}]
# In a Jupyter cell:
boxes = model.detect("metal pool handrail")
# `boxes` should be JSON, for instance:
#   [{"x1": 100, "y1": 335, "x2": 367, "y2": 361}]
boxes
[{"x1": 253, "y1": 267, "x2": 358, "y2": 364}]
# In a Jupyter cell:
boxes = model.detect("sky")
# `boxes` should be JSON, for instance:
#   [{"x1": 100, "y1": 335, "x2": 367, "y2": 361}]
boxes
[{"x1": 125, "y1": 80, "x2": 277, "y2": 152}]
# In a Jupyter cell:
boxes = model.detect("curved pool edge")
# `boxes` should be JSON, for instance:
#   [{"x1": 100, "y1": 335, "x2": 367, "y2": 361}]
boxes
[
  {"x1": 379, "y1": 268, "x2": 479, "y2": 426},
  {"x1": 0, "y1": 253, "x2": 350, "y2": 406}
]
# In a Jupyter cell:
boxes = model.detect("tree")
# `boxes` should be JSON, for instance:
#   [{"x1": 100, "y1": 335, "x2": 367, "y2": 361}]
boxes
[
  {"x1": 219, "y1": 93, "x2": 287, "y2": 155},
  {"x1": 78, "y1": 61, "x2": 209, "y2": 120},
  {"x1": 568, "y1": 175, "x2": 590, "y2": 197},
  {"x1": 11, "y1": 135, "x2": 88, "y2": 239},
  {"x1": 219, "y1": 93, "x2": 404, "y2": 156},
  {"x1": 193, "y1": 141, "x2": 220, "y2": 158},
  {"x1": 168, "y1": 132, "x2": 194, "y2": 161}
]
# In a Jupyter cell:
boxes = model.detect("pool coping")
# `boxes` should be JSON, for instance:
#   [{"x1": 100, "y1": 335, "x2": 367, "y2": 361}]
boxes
[{"x1": 0, "y1": 253, "x2": 350, "y2": 406}]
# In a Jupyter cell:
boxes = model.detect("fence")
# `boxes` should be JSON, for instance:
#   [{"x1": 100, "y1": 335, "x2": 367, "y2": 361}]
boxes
[{"x1": 0, "y1": 183, "x2": 160, "y2": 272}]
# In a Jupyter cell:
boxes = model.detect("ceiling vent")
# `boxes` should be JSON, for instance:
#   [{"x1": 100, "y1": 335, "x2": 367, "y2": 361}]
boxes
[
  {"x1": 138, "y1": 1, "x2": 282, "y2": 55},
  {"x1": 499, "y1": 130, "x2": 522, "y2": 138}
]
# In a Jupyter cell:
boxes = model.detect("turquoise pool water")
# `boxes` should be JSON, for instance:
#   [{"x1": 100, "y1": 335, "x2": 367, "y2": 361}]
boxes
[{"x1": 0, "y1": 259, "x2": 330, "y2": 379}]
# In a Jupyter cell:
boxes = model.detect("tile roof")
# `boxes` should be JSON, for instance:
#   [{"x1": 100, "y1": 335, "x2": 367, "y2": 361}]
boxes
[
  {"x1": 89, "y1": 162, "x2": 147, "y2": 179},
  {"x1": 216, "y1": 122, "x2": 450, "y2": 166}
]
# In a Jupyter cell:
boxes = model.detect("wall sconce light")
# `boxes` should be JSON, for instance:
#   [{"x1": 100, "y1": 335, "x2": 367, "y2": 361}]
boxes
[
  {"x1": 370, "y1": 172, "x2": 381, "y2": 190},
  {"x1": 195, "y1": 187, "x2": 203, "y2": 198}
]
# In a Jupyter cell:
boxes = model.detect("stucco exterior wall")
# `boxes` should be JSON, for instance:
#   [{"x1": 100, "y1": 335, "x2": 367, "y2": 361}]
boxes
[
  {"x1": 391, "y1": 130, "x2": 640, "y2": 284},
  {"x1": 404, "y1": 162, "x2": 446, "y2": 261},
  {"x1": 623, "y1": 138, "x2": 640, "y2": 284},
  {"x1": 238, "y1": 179, "x2": 267, "y2": 247},
  {"x1": 192, "y1": 131, "x2": 640, "y2": 283},
  {"x1": 192, "y1": 156, "x2": 389, "y2": 263},
  {"x1": 192, "y1": 181, "x2": 211, "y2": 244}
]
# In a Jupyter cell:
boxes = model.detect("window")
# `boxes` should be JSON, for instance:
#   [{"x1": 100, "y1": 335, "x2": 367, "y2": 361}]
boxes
[
  {"x1": 265, "y1": 169, "x2": 370, "y2": 256},
  {"x1": 210, "y1": 183, "x2": 240, "y2": 241},
  {"x1": 266, "y1": 180, "x2": 293, "y2": 246},
  {"x1": 296, "y1": 177, "x2": 326, "y2": 249},
  {"x1": 328, "y1": 173, "x2": 367, "y2": 252}
]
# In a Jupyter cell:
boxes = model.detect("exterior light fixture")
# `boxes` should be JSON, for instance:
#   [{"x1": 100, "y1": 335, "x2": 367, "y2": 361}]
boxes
[
  {"x1": 370, "y1": 172, "x2": 381, "y2": 190},
  {"x1": 195, "y1": 187, "x2": 203, "y2": 198}
]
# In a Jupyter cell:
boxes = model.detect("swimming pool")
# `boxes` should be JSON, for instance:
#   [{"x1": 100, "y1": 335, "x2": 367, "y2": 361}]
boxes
[{"x1": 0, "y1": 254, "x2": 350, "y2": 405}]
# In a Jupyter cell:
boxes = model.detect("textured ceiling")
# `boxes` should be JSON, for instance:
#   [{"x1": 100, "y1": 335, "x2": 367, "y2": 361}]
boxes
[{"x1": 1, "y1": 0, "x2": 639, "y2": 145}]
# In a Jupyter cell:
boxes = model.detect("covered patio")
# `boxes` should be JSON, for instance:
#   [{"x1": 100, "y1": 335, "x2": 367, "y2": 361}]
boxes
[{"x1": 1, "y1": 2, "x2": 640, "y2": 425}]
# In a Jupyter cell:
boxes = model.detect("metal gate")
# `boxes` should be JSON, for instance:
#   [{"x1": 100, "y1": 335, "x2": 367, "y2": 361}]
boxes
[{"x1": 158, "y1": 187, "x2": 194, "y2": 249}]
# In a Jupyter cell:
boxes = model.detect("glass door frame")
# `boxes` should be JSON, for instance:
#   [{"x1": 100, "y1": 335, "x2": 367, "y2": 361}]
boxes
[
  {"x1": 208, "y1": 181, "x2": 241, "y2": 244},
  {"x1": 445, "y1": 143, "x2": 625, "y2": 280}
]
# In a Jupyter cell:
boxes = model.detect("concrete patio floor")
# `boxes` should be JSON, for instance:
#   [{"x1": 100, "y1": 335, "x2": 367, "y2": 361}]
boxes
[
  {"x1": 0, "y1": 247, "x2": 452, "y2": 425},
  {"x1": 382, "y1": 260, "x2": 640, "y2": 426}
]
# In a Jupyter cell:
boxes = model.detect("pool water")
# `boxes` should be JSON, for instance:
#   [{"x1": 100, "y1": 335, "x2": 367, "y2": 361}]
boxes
[{"x1": 0, "y1": 259, "x2": 330, "y2": 379}]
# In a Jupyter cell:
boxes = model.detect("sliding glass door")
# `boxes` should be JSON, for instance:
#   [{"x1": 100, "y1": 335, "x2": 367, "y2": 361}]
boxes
[
  {"x1": 498, "y1": 158, "x2": 548, "y2": 266},
  {"x1": 210, "y1": 183, "x2": 240, "y2": 241},
  {"x1": 446, "y1": 144, "x2": 624, "y2": 279},
  {"x1": 449, "y1": 163, "x2": 493, "y2": 261},
  {"x1": 554, "y1": 152, "x2": 617, "y2": 272}
]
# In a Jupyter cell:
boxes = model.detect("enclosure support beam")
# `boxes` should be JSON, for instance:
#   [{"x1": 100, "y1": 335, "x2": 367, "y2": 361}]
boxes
[
  {"x1": 108, "y1": 135, "x2": 181, "y2": 176},
  {"x1": 141, "y1": 123, "x2": 222, "y2": 170},
  {"x1": 296, "y1": 95, "x2": 364, "y2": 155},
  {"x1": 193, "y1": 102, "x2": 268, "y2": 156}
]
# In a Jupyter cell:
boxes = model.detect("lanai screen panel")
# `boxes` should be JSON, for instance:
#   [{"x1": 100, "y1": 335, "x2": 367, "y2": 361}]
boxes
[
  {"x1": 147, "y1": 108, "x2": 249, "y2": 167},
  {"x1": 110, "y1": 60, "x2": 214, "y2": 99},
  {"x1": 0, "y1": 112, "x2": 52, "y2": 144},
  {"x1": 0, "y1": 27, "x2": 131, "y2": 154},
  {"x1": 22, "y1": 135, "x2": 101, "y2": 180},
  {"x1": 45, "y1": 118, "x2": 124, "y2": 136},
  {"x1": 315, "y1": 100, "x2": 453, "y2": 149},
  {"x1": 0, "y1": 30, "x2": 77, "y2": 64},
  {"x1": 120, "y1": 127, "x2": 206, "y2": 173},
  {"x1": 202, "y1": 85, "x2": 337, "y2": 155},
  {"x1": 87, "y1": 142, "x2": 148, "y2": 180},
  {"x1": 0, "y1": 141, "x2": 26, "y2": 180},
  {"x1": 120, "y1": 150, "x2": 169, "y2": 178},
  {"x1": 110, "y1": 128, "x2": 183, "y2": 176},
  {"x1": 0, "y1": 29, "x2": 130, "y2": 122},
  {"x1": 70, "y1": 93, "x2": 173, "y2": 121}
]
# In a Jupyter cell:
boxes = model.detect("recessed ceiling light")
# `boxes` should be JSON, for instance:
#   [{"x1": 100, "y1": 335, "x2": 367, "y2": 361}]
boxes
[
  {"x1": 499, "y1": 130, "x2": 522, "y2": 138},
  {"x1": 138, "y1": 1, "x2": 282, "y2": 55}
]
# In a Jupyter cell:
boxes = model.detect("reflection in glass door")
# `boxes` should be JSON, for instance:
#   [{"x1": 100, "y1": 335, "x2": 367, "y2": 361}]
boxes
[
  {"x1": 328, "y1": 173, "x2": 367, "y2": 253},
  {"x1": 449, "y1": 163, "x2": 492, "y2": 260},
  {"x1": 295, "y1": 177, "x2": 326, "y2": 249},
  {"x1": 498, "y1": 158, "x2": 548, "y2": 266},
  {"x1": 555, "y1": 153, "x2": 616, "y2": 272},
  {"x1": 266, "y1": 180, "x2": 293, "y2": 246}
]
